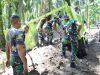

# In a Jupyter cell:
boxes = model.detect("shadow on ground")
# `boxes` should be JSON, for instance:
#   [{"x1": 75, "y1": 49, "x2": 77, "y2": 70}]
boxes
[
  {"x1": 28, "y1": 70, "x2": 40, "y2": 75},
  {"x1": 87, "y1": 40, "x2": 100, "y2": 65},
  {"x1": 82, "y1": 39, "x2": 100, "y2": 75}
]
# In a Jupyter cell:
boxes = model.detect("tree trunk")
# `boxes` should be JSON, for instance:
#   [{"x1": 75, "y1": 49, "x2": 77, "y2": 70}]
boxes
[
  {"x1": 39, "y1": 0, "x2": 51, "y2": 16},
  {"x1": 85, "y1": 0, "x2": 90, "y2": 31},
  {"x1": 0, "y1": 1, "x2": 5, "y2": 51},
  {"x1": 8, "y1": 3, "x2": 12, "y2": 28},
  {"x1": 18, "y1": 0, "x2": 25, "y2": 23}
]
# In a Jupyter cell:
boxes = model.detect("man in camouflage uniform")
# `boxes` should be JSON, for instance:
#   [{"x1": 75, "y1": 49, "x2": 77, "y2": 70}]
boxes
[
  {"x1": 61, "y1": 15, "x2": 82, "y2": 68},
  {"x1": 42, "y1": 17, "x2": 53, "y2": 45},
  {"x1": 52, "y1": 17, "x2": 62, "y2": 30},
  {"x1": 6, "y1": 15, "x2": 28, "y2": 75},
  {"x1": 36, "y1": 18, "x2": 46, "y2": 47}
]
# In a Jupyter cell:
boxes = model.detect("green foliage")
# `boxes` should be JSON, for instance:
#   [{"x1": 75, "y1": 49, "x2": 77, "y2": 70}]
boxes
[
  {"x1": 0, "y1": 1, "x2": 5, "y2": 51},
  {"x1": 89, "y1": 0, "x2": 100, "y2": 23}
]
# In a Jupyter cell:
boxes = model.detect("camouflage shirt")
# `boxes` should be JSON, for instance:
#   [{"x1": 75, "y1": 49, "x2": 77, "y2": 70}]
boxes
[
  {"x1": 63, "y1": 19, "x2": 77, "y2": 35},
  {"x1": 6, "y1": 27, "x2": 26, "y2": 57}
]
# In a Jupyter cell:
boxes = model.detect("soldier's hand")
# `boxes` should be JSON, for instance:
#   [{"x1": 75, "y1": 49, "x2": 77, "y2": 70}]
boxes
[
  {"x1": 23, "y1": 65, "x2": 28, "y2": 75},
  {"x1": 78, "y1": 31, "x2": 80, "y2": 36},
  {"x1": 6, "y1": 60, "x2": 10, "y2": 67}
]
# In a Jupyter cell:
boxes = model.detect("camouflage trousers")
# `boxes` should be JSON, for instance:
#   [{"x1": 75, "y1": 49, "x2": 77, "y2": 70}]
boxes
[
  {"x1": 38, "y1": 31, "x2": 45, "y2": 46},
  {"x1": 45, "y1": 31, "x2": 53, "y2": 45},
  {"x1": 10, "y1": 56, "x2": 24, "y2": 75},
  {"x1": 61, "y1": 34, "x2": 78, "y2": 63},
  {"x1": 38, "y1": 30, "x2": 53, "y2": 45}
]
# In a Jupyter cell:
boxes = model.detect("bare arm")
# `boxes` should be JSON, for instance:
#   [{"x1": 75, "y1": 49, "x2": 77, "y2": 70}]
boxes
[
  {"x1": 36, "y1": 18, "x2": 45, "y2": 31},
  {"x1": 16, "y1": 44, "x2": 28, "y2": 73},
  {"x1": 5, "y1": 32, "x2": 10, "y2": 67},
  {"x1": 16, "y1": 31, "x2": 28, "y2": 74},
  {"x1": 17, "y1": 45, "x2": 27, "y2": 65},
  {"x1": 36, "y1": 20, "x2": 42, "y2": 31},
  {"x1": 76, "y1": 21, "x2": 82, "y2": 34},
  {"x1": 52, "y1": 22, "x2": 57, "y2": 31},
  {"x1": 6, "y1": 43, "x2": 10, "y2": 62}
]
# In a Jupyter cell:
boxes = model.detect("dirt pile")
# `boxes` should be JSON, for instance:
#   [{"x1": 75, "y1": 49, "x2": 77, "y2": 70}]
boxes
[{"x1": 26, "y1": 45, "x2": 88, "y2": 75}]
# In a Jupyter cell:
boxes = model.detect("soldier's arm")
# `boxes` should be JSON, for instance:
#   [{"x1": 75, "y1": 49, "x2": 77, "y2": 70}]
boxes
[
  {"x1": 36, "y1": 18, "x2": 45, "y2": 31},
  {"x1": 36, "y1": 20, "x2": 42, "y2": 31},
  {"x1": 16, "y1": 44, "x2": 28, "y2": 72},
  {"x1": 52, "y1": 22, "x2": 57, "y2": 31},
  {"x1": 5, "y1": 32, "x2": 10, "y2": 67},
  {"x1": 6, "y1": 43, "x2": 10, "y2": 62},
  {"x1": 76, "y1": 21, "x2": 82, "y2": 34},
  {"x1": 16, "y1": 32, "x2": 28, "y2": 73}
]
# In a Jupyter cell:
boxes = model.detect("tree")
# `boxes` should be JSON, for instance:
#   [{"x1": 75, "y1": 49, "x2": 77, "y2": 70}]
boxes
[
  {"x1": 0, "y1": 1, "x2": 5, "y2": 51},
  {"x1": 7, "y1": 2, "x2": 12, "y2": 28},
  {"x1": 65, "y1": 0, "x2": 71, "y2": 6}
]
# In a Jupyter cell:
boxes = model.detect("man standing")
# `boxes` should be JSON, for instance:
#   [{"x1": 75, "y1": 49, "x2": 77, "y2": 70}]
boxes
[
  {"x1": 61, "y1": 15, "x2": 82, "y2": 68},
  {"x1": 36, "y1": 18, "x2": 46, "y2": 47},
  {"x1": 5, "y1": 15, "x2": 28, "y2": 75},
  {"x1": 42, "y1": 16, "x2": 53, "y2": 45}
]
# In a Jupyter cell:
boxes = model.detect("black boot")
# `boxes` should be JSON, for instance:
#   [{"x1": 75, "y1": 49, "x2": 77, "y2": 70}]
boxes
[
  {"x1": 62, "y1": 51, "x2": 67, "y2": 58},
  {"x1": 70, "y1": 62, "x2": 76, "y2": 68},
  {"x1": 62, "y1": 44, "x2": 67, "y2": 58}
]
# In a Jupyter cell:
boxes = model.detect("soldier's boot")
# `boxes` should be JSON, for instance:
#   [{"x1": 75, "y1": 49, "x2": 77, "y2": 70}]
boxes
[
  {"x1": 61, "y1": 44, "x2": 67, "y2": 58},
  {"x1": 70, "y1": 62, "x2": 76, "y2": 68},
  {"x1": 49, "y1": 35, "x2": 53, "y2": 45},
  {"x1": 70, "y1": 43, "x2": 77, "y2": 68}
]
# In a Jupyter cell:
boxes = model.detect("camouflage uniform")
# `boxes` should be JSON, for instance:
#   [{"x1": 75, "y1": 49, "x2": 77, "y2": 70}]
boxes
[
  {"x1": 6, "y1": 27, "x2": 26, "y2": 75},
  {"x1": 36, "y1": 19, "x2": 46, "y2": 47},
  {"x1": 43, "y1": 21, "x2": 53, "y2": 45},
  {"x1": 37, "y1": 28, "x2": 46, "y2": 47},
  {"x1": 61, "y1": 20, "x2": 78, "y2": 64}
]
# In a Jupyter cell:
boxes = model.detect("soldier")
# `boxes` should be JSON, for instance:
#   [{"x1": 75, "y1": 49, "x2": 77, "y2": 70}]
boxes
[
  {"x1": 52, "y1": 16, "x2": 65, "y2": 43},
  {"x1": 42, "y1": 16, "x2": 53, "y2": 45},
  {"x1": 61, "y1": 15, "x2": 82, "y2": 68},
  {"x1": 5, "y1": 15, "x2": 28, "y2": 75},
  {"x1": 36, "y1": 18, "x2": 46, "y2": 47}
]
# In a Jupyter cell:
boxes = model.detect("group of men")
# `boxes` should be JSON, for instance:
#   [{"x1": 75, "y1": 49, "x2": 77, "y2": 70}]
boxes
[
  {"x1": 36, "y1": 14, "x2": 82, "y2": 68},
  {"x1": 5, "y1": 13, "x2": 82, "y2": 75}
]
